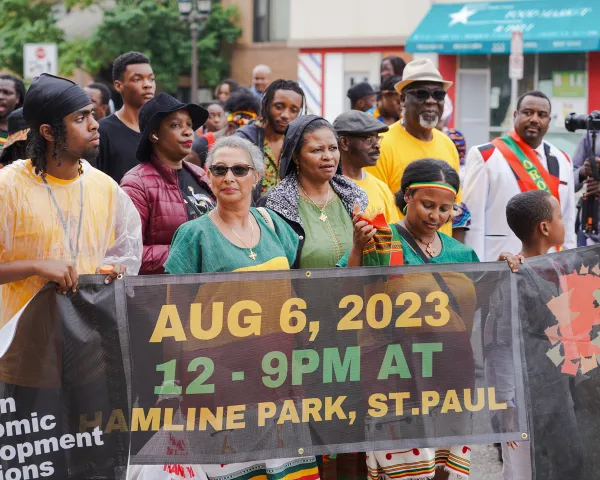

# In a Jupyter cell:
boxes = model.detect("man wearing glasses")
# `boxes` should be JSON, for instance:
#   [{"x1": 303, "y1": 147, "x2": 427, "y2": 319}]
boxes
[
  {"x1": 333, "y1": 110, "x2": 399, "y2": 223},
  {"x1": 365, "y1": 58, "x2": 467, "y2": 238}
]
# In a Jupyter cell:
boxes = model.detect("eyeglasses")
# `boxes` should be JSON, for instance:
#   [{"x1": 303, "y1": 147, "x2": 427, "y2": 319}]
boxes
[
  {"x1": 209, "y1": 164, "x2": 255, "y2": 177},
  {"x1": 405, "y1": 88, "x2": 447, "y2": 103},
  {"x1": 350, "y1": 134, "x2": 382, "y2": 144}
]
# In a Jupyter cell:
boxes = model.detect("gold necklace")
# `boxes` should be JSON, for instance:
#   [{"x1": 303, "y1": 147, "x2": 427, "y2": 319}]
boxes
[
  {"x1": 299, "y1": 183, "x2": 330, "y2": 222},
  {"x1": 215, "y1": 209, "x2": 257, "y2": 260},
  {"x1": 404, "y1": 223, "x2": 437, "y2": 257}
]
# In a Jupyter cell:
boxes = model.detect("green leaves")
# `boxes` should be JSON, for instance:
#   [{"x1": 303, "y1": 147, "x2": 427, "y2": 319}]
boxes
[
  {"x1": 2, "y1": 0, "x2": 241, "y2": 93},
  {"x1": 65, "y1": 0, "x2": 242, "y2": 92},
  {"x1": 0, "y1": 0, "x2": 65, "y2": 76}
]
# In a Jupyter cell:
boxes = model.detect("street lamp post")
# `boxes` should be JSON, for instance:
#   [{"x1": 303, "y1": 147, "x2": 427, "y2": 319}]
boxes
[{"x1": 178, "y1": 0, "x2": 212, "y2": 104}]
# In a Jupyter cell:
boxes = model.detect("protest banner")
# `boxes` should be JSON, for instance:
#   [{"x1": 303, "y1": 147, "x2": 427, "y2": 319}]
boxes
[{"x1": 1, "y1": 246, "x2": 600, "y2": 479}]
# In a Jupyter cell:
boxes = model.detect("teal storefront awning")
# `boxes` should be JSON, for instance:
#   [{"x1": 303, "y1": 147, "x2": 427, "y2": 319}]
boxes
[{"x1": 406, "y1": 1, "x2": 600, "y2": 54}]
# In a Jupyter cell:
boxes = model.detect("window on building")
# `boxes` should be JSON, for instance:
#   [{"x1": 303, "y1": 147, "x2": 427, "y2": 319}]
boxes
[
  {"x1": 253, "y1": 0, "x2": 290, "y2": 42},
  {"x1": 459, "y1": 52, "x2": 587, "y2": 153}
]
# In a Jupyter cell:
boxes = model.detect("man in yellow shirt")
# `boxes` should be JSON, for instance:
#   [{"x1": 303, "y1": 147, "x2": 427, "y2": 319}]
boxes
[
  {"x1": 334, "y1": 110, "x2": 400, "y2": 223},
  {"x1": 365, "y1": 59, "x2": 470, "y2": 238},
  {"x1": 0, "y1": 74, "x2": 142, "y2": 387}
]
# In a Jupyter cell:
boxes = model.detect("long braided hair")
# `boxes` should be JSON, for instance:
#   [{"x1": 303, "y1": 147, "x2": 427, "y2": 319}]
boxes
[
  {"x1": 260, "y1": 79, "x2": 306, "y2": 126},
  {"x1": 26, "y1": 118, "x2": 83, "y2": 176}
]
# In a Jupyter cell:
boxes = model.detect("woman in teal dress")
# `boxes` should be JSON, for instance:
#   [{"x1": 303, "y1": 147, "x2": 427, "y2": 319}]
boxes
[
  {"x1": 165, "y1": 136, "x2": 320, "y2": 480},
  {"x1": 343, "y1": 158, "x2": 478, "y2": 480}
]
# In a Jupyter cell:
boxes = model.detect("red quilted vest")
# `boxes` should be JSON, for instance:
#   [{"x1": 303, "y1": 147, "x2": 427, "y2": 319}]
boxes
[{"x1": 120, "y1": 158, "x2": 214, "y2": 274}]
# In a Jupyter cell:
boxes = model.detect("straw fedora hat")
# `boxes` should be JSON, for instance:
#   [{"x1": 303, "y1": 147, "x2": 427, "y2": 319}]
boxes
[{"x1": 394, "y1": 59, "x2": 453, "y2": 93}]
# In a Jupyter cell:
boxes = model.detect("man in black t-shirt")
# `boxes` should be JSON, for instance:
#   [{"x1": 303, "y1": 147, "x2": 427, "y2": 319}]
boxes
[{"x1": 98, "y1": 52, "x2": 155, "y2": 182}]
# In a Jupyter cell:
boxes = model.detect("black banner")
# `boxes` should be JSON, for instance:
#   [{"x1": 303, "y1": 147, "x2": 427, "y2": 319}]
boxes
[{"x1": 2, "y1": 246, "x2": 600, "y2": 479}]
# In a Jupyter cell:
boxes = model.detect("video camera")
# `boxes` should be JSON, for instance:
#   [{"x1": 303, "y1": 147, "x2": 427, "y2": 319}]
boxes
[{"x1": 565, "y1": 111, "x2": 600, "y2": 234}]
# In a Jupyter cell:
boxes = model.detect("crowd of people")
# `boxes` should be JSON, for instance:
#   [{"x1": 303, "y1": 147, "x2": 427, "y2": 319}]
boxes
[{"x1": 0, "y1": 49, "x2": 592, "y2": 480}]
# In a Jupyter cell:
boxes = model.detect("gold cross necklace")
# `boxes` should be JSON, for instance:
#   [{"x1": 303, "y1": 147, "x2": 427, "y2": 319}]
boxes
[
  {"x1": 215, "y1": 209, "x2": 257, "y2": 260},
  {"x1": 299, "y1": 183, "x2": 330, "y2": 222}
]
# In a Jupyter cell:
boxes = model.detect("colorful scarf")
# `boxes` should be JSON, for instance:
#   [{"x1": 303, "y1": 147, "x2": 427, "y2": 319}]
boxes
[{"x1": 492, "y1": 130, "x2": 559, "y2": 200}]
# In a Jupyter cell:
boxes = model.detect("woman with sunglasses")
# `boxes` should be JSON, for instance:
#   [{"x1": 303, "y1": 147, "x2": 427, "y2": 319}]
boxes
[
  {"x1": 166, "y1": 135, "x2": 302, "y2": 274},
  {"x1": 164, "y1": 135, "x2": 320, "y2": 480},
  {"x1": 120, "y1": 93, "x2": 215, "y2": 275}
]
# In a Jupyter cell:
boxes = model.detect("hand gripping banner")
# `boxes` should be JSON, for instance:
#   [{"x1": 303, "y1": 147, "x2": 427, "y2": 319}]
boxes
[{"x1": 1, "y1": 246, "x2": 600, "y2": 479}]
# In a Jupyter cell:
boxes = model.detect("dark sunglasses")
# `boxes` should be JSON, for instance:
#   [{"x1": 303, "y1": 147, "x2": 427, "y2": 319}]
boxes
[
  {"x1": 405, "y1": 88, "x2": 447, "y2": 102},
  {"x1": 209, "y1": 164, "x2": 254, "y2": 177}
]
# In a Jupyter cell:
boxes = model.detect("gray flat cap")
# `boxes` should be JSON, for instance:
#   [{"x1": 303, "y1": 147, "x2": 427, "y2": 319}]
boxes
[{"x1": 333, "y1": 110, "x2": 389, "y2": 135}]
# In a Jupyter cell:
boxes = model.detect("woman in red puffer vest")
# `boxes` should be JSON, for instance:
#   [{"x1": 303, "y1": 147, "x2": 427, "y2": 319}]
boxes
[{"x1": 121, "y1": 93, "x2": 215, "y2": 274}]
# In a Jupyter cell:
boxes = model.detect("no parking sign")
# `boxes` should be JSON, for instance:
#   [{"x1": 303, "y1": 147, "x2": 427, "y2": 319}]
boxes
[{"x1": 23, "y1": 43, "x2": 58, "y2": 80}]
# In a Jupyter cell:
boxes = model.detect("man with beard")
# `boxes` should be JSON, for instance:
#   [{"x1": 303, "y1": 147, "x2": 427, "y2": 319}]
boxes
[
  {"x1": 334, "y1": 110, "x2": 399, "y2": 222},
  {"x1": 98, "y1": 51, "x2": 156, "y2": 181},
  {"x1": 365, "y1": 59, "x2": 464, "y2": 237},
  {"x1": 0, "y1": 75, "x2": 142, "y2": 479},
  {"x1": 0, "y1": 73, "x2": 26, "y2": 154},
  {"x1": 463, "y1": 90, "x2": 575, "y2": 261},
  {"x1": 235, "y1": 79, "x2": 305, "y2": 200},
  {"x1": 0, "y1": 73, "x2": 142, "y2": 330}
]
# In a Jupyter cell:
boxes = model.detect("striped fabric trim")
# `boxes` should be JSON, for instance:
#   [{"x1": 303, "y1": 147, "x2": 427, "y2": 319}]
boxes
[
  {"x1": 408, "y1": 182, "x2": 457, "y2": 196},
  {"x1": 211, "y1": 460, "x2": 319, "y2": 480},
  {"x1": 368, "y1": 459, "x2": 436, "y2": 479}
]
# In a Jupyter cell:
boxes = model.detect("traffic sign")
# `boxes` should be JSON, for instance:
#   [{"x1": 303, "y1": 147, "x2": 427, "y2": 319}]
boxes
[
  {"x1": 511, "y1": 31, "x2": 524, "y2": 55},
  {"x1": 23, "y1": 43, "x2": 58, "y2": 80},
  {"x1": 509, "y1": 54, "x2": 524, "y2": 80},
  {"x1": 509, "y1": 32, "x2": 524, "y2": 80}
]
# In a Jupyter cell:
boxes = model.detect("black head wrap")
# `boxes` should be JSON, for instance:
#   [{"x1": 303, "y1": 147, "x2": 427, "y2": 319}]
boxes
[
  {"x1": 23, "y1": 74, "x2": 91, "y2": 128},
  {"x1": 279, "y1": 114, "x2": 341, "y2": 179}
]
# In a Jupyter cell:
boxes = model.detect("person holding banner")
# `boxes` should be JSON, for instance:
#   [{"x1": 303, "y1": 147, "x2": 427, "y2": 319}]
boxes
[
  {"x1": 340, "y1": 158, "x2": 477, "y2": 479},
  {"x1": 259, "y1": 115, "x2": 369, "y2": 478},
  {"x1": 120, "y1": 93, "x2": 215, "y2": 275},
  {"x1": 463, "y1": 90, "x2": 576, "y2": 261},
  {"x1": 0, "y1": 74, "x2": 142, "y2": 333},
  {"x1": 164, "y1": 135, "x2": 320, "y2": 480},
  {"x1": 0, "y1": 73, "x2": 142, "y2": 478}
]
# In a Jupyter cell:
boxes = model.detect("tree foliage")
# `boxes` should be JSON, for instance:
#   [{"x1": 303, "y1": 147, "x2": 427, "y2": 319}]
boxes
[
  {"x1": 0, "y1": 0, "x2": 65, "y2": 76},
  {"x1": 62, "y1": 0, "x2": 242, "y2": 92}
]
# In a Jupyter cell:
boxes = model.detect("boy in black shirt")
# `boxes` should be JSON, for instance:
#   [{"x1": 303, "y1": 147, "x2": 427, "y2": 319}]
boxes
[{"x1": 98, "y1": 52, "x2": 155, "y2": 182}]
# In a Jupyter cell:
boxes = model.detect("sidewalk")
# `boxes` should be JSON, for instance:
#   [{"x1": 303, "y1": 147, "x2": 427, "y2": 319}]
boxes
[{"x1": 471, "y1": 444, "x2": 503, "y2": 479}]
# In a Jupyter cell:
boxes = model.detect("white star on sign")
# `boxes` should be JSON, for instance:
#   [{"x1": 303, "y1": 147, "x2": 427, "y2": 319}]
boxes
[{"x1": 449, "y1": 5, "x2": 477, "y2": 26}]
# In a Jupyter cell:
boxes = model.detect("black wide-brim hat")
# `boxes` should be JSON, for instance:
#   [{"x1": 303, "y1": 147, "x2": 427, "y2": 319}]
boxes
[{"x1": 136, "y1": 92, "x2": 209, "y2": 162}]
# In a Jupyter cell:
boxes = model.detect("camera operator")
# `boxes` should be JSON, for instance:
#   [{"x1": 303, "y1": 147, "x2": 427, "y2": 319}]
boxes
[{"x1": 572, "y1": 124, "x2": 600, "y2": 245}]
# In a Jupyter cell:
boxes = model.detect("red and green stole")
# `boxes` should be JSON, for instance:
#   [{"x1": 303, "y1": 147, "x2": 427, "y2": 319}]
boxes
[{"x1": 492, "y1": 130, "x2": 560, "y2": 201}]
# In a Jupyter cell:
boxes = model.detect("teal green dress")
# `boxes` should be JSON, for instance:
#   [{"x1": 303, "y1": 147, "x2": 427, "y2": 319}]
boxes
[
  {"x1": 337, "y1": 227, "x2": 479, "y2": 267},
  {"x1": 165, "y1": 208, "x2": 321, "y2": 479},
  {"x1": 165, "y1": 207, "x2": 299, "y2": 273},
  {"x1": 401, "y1": 231, "x2": 480, "y2": 264}
]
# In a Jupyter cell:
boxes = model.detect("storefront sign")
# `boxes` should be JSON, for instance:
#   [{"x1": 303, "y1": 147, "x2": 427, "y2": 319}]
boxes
[{"x1": 552, "y1": 71, "x2": 586, "y2": 97}]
